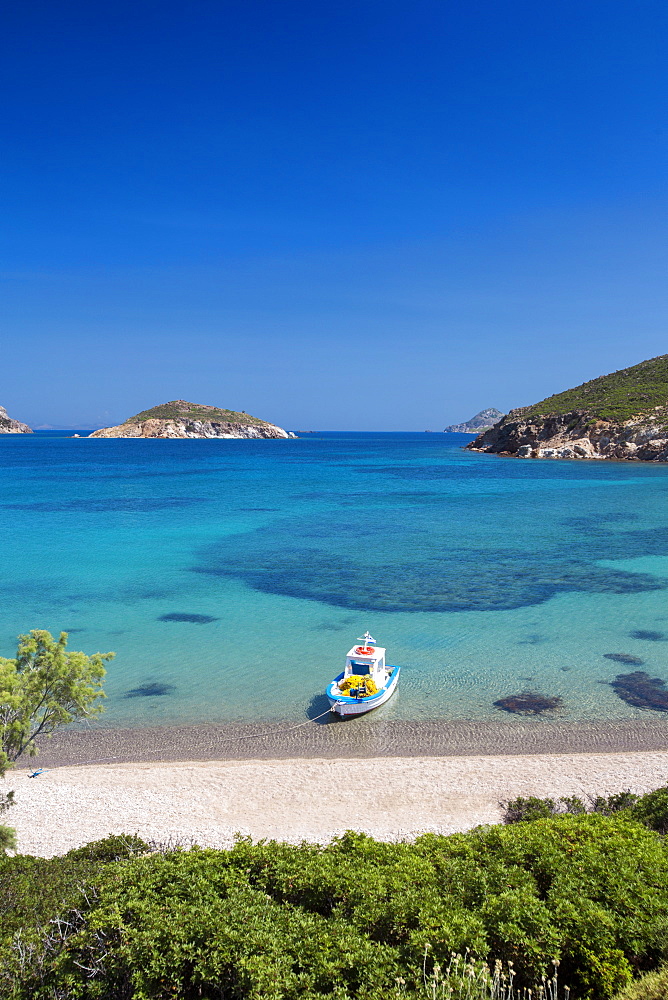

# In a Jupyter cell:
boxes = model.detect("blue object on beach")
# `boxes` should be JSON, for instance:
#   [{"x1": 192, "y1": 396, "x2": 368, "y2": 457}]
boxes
[{"x1": 28, "y1": 768, "x2": 45, "y2": 777}]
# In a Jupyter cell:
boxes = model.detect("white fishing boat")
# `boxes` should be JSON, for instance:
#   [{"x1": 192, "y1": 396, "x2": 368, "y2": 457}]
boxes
[{"x1": 327, "y1": 632, "x2": 401, "y2": 717}]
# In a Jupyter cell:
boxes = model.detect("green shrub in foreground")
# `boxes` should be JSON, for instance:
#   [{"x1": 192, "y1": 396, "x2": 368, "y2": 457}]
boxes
[
  {"x1": 614, "y1": 963, "x2": 668, "y2": 1000},
  {"x1": 502, "y1": 786, "x2": 668, "y2": 835},
  {"x1": 1, "y1": 815, "x2": 667, "y2": 999},
  {"x1": 631, "y1": 788, "x2": 668, "y2": 835}
]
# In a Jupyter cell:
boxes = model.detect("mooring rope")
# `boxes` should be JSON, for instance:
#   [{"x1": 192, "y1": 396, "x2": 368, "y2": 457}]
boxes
[
  {"x1": 123, "y1": 707, "x2": 337, "y2": 759},
  {"x1": 24, "y1": 707, "x2": 336, "y2": 772},
  {"x1": 202, "y1": 707, "x2": 334, "y2": 743}
]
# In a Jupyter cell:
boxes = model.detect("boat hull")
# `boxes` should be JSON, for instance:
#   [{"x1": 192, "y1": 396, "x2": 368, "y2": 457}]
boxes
[{"x1": 327, "y1": 667, "x2": 401, "y2": 717}]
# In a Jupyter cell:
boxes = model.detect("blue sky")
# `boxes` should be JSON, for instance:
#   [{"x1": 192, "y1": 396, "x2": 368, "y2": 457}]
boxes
[{"x1": 2, "y1": 0, "x2": 667, "y2": 429}]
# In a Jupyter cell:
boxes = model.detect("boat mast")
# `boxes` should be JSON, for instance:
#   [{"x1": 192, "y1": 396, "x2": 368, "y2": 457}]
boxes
[{"x1": 356, "y1": 630, "x2": 376, "y2": 647}]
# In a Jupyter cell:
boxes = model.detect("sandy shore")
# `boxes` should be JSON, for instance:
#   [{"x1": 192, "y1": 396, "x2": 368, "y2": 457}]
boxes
[{"x1": 7, "y1": 750, "x2": 668, "y2": 858}]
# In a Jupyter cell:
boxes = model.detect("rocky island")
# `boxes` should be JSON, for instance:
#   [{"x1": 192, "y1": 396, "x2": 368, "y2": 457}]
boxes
[
  {"x1": 90, "y1": 400, "x2": 295, "y2": 439},
  {"x1": 468, "y1": 354, "x2": 668, "y2": 461},
  {"x1": 0, "y1": 405, "x2": 32, "y2": 434},
  {"x1": 445, "y1": 407, "x2": 504, "y2": 433}
]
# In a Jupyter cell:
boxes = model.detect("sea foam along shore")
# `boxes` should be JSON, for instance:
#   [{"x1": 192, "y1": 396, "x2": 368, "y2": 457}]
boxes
[{"x1": 7, "y1": 750, "x2": 668, "y2": 858}]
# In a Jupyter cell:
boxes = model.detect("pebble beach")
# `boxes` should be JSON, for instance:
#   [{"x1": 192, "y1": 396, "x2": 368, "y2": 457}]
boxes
[
  {"x1": 7, "y1": 715, "x2": 668, "y2": 856},
  {"x1": 8, "y1": 749, "x2": 668, "y2": 858}
]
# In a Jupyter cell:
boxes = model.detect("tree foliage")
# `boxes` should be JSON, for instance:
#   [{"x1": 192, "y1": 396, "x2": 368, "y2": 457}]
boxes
[
  {"x1": 0, "y1": 630, "x2": 113, "y2": 856},
  {"x1": 0, "y1": 721, "x2": 15, "y2": 855},
  {"x1": 0, "y1": 630, "x2": 113, "y2": 766}
]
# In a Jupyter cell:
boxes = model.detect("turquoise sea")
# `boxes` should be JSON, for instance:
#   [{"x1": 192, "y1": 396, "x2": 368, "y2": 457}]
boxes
[{"x1": 2, "y1": 431, "x2": 668, "y2": 731}]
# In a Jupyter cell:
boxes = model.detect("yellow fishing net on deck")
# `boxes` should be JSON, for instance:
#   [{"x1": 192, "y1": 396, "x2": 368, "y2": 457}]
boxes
[{"x1": 339, "y1": 675, "x2": 378, "y2": 696}]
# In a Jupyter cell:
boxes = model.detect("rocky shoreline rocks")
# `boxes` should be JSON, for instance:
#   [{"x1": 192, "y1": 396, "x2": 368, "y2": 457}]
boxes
[
  {"x1": 89, "y1": 400, "x2": 296, "y2": 439},
  {"x1": 468, "y1": 355, "x2": 668, "y2": 461},
  {"x1": 90, "y1": 418, "x2": 294, "y2": 439},
  {"x1": 468, "y1": 406, "x2": 668, "y2": 461},
  {"x1": 0, "y1": 405, "x2": 32, "y2": 434}
]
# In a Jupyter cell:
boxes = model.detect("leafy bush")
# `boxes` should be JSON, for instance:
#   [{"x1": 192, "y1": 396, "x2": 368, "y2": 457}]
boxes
[
  {"x1": 590, "y1": 792, "x2": 640, "y2": 816},
  {"x1": 502, "y1": 796, "x2": 561, "y2": 823},
  {"x1": 0, "y1": 825, "x2": 14, "y2": 853},
  {"x1": 63, "y1": 832, "x2": 150, "y2": 863},
  {"x1": 614, "y1": 963, "x2": 668, "y2": 1000},
  {"x1": 1, "y1": 816, "x2": 667, "y2": 999},
  {"x1": 630, "y1": 788, "x2": 668, "y2": 835},
  {"x1": 0, "y1": 787, "x2": 15, "y2": 854},
  {"x1": 502, "y1": 786, "x2": 668, "y2": 835}
]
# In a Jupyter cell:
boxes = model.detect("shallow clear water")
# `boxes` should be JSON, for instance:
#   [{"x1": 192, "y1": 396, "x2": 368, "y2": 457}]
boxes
[{"x1": 2, "y1": 431, "x2": 668, "y2": 729}]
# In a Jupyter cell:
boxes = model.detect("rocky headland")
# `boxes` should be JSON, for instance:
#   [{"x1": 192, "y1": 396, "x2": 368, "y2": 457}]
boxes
[
  {"x1": 0, "y1": 405, "x2": 32, "y2": 434},
  {"x1": 90, "y1": 400, "x2": 296, "y2": 439},
  {"x1": 445, "y1": 407, "x2": 504, "y2": 433},
  {"x1": 468, "y1": 355, "x2": 668, "y2": 461}
]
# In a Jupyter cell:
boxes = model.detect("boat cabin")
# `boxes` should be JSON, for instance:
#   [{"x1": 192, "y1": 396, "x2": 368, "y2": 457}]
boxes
[{"x1": 344, "y1": 644, "x2": 387, "y2": 683}]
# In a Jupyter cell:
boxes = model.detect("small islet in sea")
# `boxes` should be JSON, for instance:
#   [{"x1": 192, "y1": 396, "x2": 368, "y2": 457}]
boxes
[{"x1": 2, "y1": 428, "x2": 668, "y2": 763}]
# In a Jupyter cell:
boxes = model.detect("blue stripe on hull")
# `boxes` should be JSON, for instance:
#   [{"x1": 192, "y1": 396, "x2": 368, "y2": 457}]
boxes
[{"x1": 327, "y1": 666, "x2": 401, "y2": 716}]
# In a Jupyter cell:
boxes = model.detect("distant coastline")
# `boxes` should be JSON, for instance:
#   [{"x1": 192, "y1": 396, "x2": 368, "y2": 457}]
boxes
[{"x1": 444, "y1": 407, "x2": 504, "y2": 434}]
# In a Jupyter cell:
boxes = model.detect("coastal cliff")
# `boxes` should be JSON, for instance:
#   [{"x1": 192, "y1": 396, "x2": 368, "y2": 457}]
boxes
[
  {"x1": 90, "y1": 400, "x2": 295, "y2": 439},
  {"x1": 445, "y1": 407, "x2": 504, "y2": 433},
  {"x1": 0, "y1": 405, "x2": 32, "y2": 434},
  {"x1": 468, "y1": 355, "x2": 668, "y2": 461}
]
